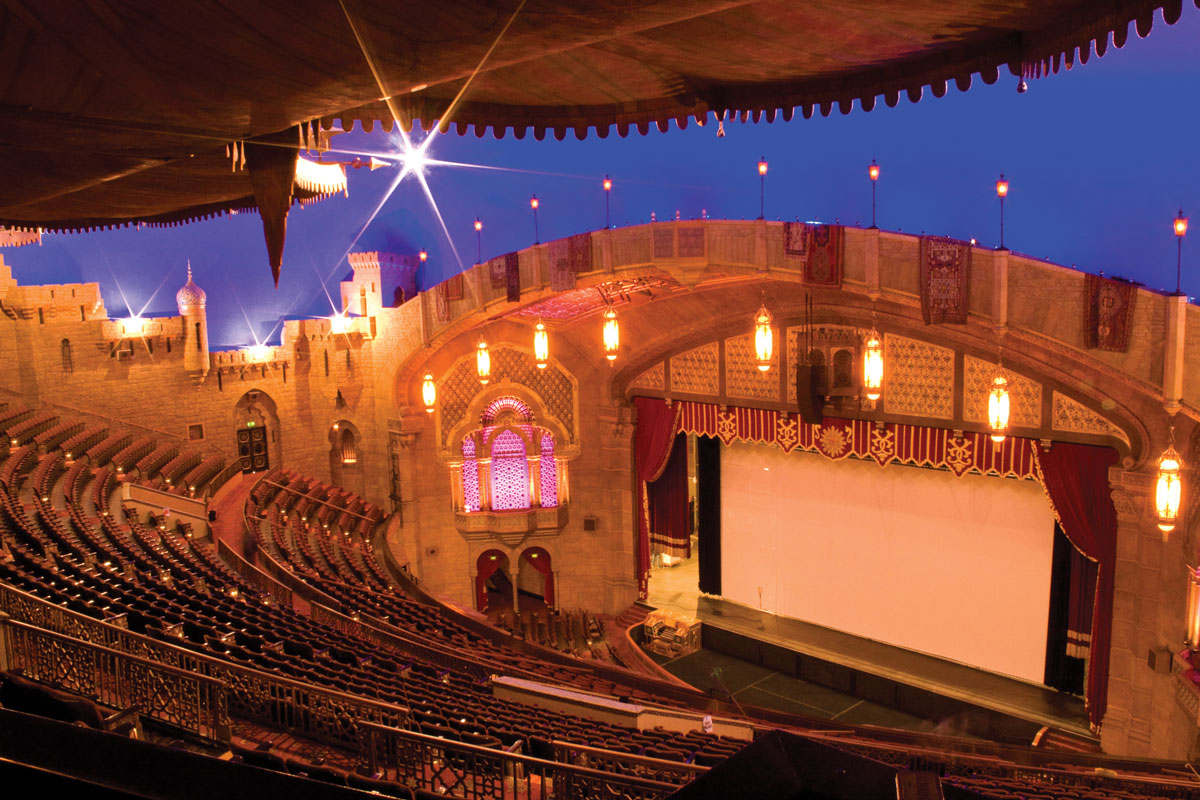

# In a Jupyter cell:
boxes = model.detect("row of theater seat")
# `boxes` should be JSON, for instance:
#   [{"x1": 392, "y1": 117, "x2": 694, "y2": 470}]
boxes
[
  {"x1": 251, "y1": 473, "x2": 642, "y2": 690},
  {"x1": 0, "y1": 403, "x2": 225, "y2": 499},
  {"x1": 0, "y1": 449, "x2": 738, "y2": 768},
  {"x1": 2, "y1": 417, "x2": 1198, "y2": 798}
]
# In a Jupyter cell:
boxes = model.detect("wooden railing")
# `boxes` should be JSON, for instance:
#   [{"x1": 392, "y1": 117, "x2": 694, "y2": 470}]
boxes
[
  {"x1": 216, "y1": 536, "x2": 293, "y2": 609},
  {"x1": 0, "y1": 581, "x2": 408, "y2": 750},
  {"x1": 549, "y1": 740, "x2": 708, "y2": 786},
  {"x1": 0, "y1": 612, "x2": 230, "y2": 743},
  {"x1": 356, "y1": 721, "x2": 680, "y2": 800}
]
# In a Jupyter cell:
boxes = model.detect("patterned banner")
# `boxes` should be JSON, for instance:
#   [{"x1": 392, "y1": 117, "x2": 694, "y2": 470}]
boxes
[
  {"x1": 489, "y1": 255, "x2": 507, "y2": 288},
  {"x1": 920, "y1": 236, "x2": 971, "y2": 324},
  {"x1": 784, "y1": 221, "x2": 808, "y2": 257},
  {"x1": 549, "y1": 239, "x2": 574, "y2": 291},
  {"x1": 445, "y1": 273, "x2": 464, "y2": 301},
  {"x1": 435, "y1": 282, "x2": 450, "y2": 322},
  {"x1": 673, "y1": 399, "x2": 1038, "y2": 480},
  {"x1": 1084, "y1": 273, "x2": 1137, "y2": 352},
  {"x1": 568, "y1": 233, "x2": 592, "y2": 272},
  {"x1": 804, "y1": 224, "x2": 842, "y2": 286},
  {"x1": 505, "y1": 252, "x2": 521, "y2": 302}
]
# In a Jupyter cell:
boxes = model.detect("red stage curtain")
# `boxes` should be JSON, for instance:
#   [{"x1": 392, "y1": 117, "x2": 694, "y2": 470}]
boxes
[
  {"x1": 475, "y1": 553, "x2": 505, "y2": 611},
  {"x1": 521, "y1": 548, "x2": 554, "y2": 606},
  {"x1": 633, "y1": 397, "x2": 681, "y2": 596},
  {"x1": 648, "y1": 435, "x2": 691, "y2": 558},
  {"x1": 1067, "y1": 547, "x2": 1098, "y2": 660},
  {"x1": 1038, "y1": 442, "x2": 1118, "y2": 729}
]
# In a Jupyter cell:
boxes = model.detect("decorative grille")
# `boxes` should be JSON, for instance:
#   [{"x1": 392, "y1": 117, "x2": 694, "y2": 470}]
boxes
[
  {"x1": 540, "y1": 432, "x2": 558, "y2": 508},
  {"x1": 490, "y1": 430, "x2": 528, "y2": 510}
]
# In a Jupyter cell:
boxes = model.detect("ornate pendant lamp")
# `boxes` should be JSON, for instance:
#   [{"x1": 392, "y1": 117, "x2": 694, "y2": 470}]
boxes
[
  {"x1": 476, "y1": 338, "x2": 491, "y2": 385},
  {"x1": 602, "y1": 307, "x2": 619, "y2": 362},
  {"x1": 863, "y1": 329, "x2": 883, "y2": 401},
  {"x1": 421, "y1": 373, "x2": 436, "y2": 413},
  {"x1": 753, "y1": 302, "x2": 774, "y2": 372},
  {"x1": 1155, "y1": 425, "x2": 1183, "y2": 540},
  {"x1": 988, "y1": 372, "x2": 1010, "y2": 443},
  {"x1": 533, "y1": 320, "x2": 549, "y2": 369}
]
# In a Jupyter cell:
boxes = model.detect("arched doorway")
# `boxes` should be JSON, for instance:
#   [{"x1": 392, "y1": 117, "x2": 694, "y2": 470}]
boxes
[
  {"x1": 518, "y1": 547, "x2": 554, "y2": 608},
  {"x1": 233, "y1": 391, "x2": 279, "y2": 474},
  {"x1": 475, "y1": 549, "x2": 511, "y2": 612},
  {"x1": 329, "y1": 420, "x2": 365, "y2": 497}
]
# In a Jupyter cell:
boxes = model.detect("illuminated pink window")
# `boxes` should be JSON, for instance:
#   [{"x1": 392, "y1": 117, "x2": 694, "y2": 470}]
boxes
[
  {"x1": 461, "y1": 436, "x2": 480, "y2": 512},
  {"x1": 539, "y1": 432, "x2": 557, "y2": 508},
  {"x1": 490, "y1": 429, "x2": 528, "y2": 510}
]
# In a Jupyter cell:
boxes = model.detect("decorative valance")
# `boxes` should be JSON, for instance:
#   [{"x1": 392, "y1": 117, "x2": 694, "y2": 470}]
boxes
[{"x1": 673, "y1": 400, "x2": 1039, "y2": 480}]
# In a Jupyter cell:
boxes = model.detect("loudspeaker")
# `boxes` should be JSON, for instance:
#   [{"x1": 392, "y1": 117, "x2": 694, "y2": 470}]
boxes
[{"x1": 795, "y1": 363, "x2": 825, "y2": 425}]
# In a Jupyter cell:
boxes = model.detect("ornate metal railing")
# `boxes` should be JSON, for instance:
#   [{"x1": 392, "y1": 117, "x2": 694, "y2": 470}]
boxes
[
  {"x1": 0, "y1": 612, "x2": 230, "y2": 742},
  {"x1": 0, "y1": 581, "x2": 408, "y2": 750},
  {"x1": 217, "y1": 536, "x2": 294, "y2": 608},
  {"x1": 309, "y1": 600, "x2": 553, "y2": 684},
  {"x1": 356, "y1": 721, "x2": 681, "y2": 800},
  {"x1": 550, "y1": 740, "x2": 707, "y2": 786}
]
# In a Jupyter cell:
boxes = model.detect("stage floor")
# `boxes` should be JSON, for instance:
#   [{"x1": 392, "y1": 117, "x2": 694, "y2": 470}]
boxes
[{"x1": 645, "y1": 558, "x2": 1092, "y2": 742}]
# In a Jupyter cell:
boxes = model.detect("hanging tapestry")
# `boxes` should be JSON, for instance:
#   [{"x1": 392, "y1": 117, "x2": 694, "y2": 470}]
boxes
[
  {"x1": 804, "y1": 224, "x2": 842, "y2": 286},
  {"x1": 505, "y1": 251, "x2": 521, "y2": 302},
  {"x1": 784, "y1": 221, "x2": 808, "y2": 257},
  {"x1": 678, "y1": 226, "x2": 705, "y2": 258},
  {"x1": 549, "y1": 239, "x2": 573, "y2": 291},
  {"x1": 1084, "y1": 274, "x2": 1137, "y2": 352},
  {"x1": 435, "y1": 283, "x2": 450, "y2": 322},
  {"x1": 489, "y1": 255, "x2": 507, "y2": 289},
  {"x1": 920, "y1": 236, "x2": 971, "y2": 324},
  {"x1": 445, "y1": 273, "x2": 464, "y2": 301},
  {"x1": 568, "y1": 233, "x2": 593, "y2": 272}
]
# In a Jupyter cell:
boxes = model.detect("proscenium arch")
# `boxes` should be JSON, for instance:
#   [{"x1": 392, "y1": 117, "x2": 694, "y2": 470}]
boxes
[{"x1": 606, "y1": 281, "x2": 1148, "y2": 465}]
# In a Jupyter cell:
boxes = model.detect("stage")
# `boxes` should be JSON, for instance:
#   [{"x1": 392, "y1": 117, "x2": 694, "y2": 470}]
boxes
[{"x1": 646, "y1": 560, "x2": 1093, "y2": 745}]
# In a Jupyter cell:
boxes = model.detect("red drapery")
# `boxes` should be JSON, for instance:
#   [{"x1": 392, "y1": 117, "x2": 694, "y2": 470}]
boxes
[
  {"x1": 1037, "y1": 442, "x2": 1118, "y2": 729},
  {"x1": 521, "y1": 547, "x2": 554, "y2": 607},
  {"x1": 648, "y1": 435, "x2": 690, "y2": 558},
  {"x1": 633, "y1": 397, "x2": 681, "y2": 597},
  {"x1": 475, "y1": 551, "x2": 507, "y2": 611},
  {"x1": 1067, "y1": 547, "x2": 1098, "y2": 660}
]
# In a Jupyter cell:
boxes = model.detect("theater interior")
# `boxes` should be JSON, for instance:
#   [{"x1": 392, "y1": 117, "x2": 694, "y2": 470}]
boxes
[{"x1": 2, "y1": 2, "x2": 1200, "y2": 799}]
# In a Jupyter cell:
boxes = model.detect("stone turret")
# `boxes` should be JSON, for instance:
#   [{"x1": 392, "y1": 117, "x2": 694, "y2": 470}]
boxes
[{"x1": 176, "y1": 263, "x2": 209, "y2": 375}]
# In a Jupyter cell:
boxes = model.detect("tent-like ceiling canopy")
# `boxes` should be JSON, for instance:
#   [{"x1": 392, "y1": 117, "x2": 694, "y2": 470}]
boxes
[{"x1": 0, "y1": 0, "x2": 1186, "y2": 281}]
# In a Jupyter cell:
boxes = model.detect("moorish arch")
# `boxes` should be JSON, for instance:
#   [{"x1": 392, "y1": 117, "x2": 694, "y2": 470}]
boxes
[{"x1": 232, "y1": 388, "x2": 281, "y2": 474}]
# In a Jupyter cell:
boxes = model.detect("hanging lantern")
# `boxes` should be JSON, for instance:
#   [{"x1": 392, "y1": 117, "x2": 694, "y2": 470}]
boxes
[
  {"x1": 602, "y1": 307, "x2": 619, "y2": 362},
  {"x1": 863, "y1": 330, "x2": 883, "y2": 401},
  {"x1": 476, "y1": 339, "x2": 491, "y2": 385},
  {"x1": 753, "y1": 304, "x2": 773, "y2": 371},
  {"x1": 533, "y1": 320, "x2": 549, "y2": 369},
  {"x1": 987, "y1": 372, "x2": 1010, "y2": 443},
  {"x1": 421, "y1": 373, "x2": 436, "y2": 413},
  {"x1": 1155, "y1": 431, "x2": 1183, "y2": 539}
]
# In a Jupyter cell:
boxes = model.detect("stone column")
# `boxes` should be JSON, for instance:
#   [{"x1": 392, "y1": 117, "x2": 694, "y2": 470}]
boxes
[
  {"x1": 1163, "y1": 293, "x2": 1187, "y2": 414},
  {"x1": 598, "y1": 402, "x2": 637, "y2": 614},
  {"x1": 477, "y1": 459, "x2": 493, "y2": 511},
  {"x1": 529, "y1": 454, "x2": 542, "y2": 508},
  {"x1": 992, "y1": 248, "x2": 1009, "y2": 335},
  {"x1": 863, "y1": 228, "x2": 881, "y2": 301},
  {"x1": 1103, "y1": 466, "x2": 1190, "y2": 758}
]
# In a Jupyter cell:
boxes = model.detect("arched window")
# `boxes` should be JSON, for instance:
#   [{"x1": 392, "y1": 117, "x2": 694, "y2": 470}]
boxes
[
  {"x1": 455, "y1": 396, "x2": 564, "y2": 514},
  {"x1": 60, "y1": 338, "x2": 73, "y2": 374},
  {"x1": 340, "y1": 428, "x2": 357, "y2": 464}
]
